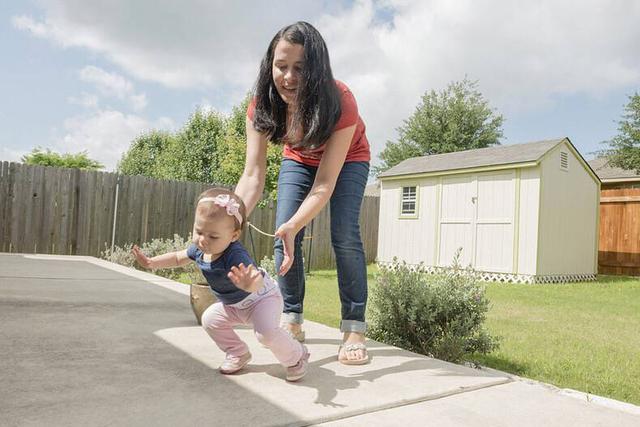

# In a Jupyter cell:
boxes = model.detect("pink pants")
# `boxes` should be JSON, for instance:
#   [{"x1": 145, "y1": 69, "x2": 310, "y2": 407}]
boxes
[{"x1": 201, "y1": 280, "x2": 303, "y2": 368}]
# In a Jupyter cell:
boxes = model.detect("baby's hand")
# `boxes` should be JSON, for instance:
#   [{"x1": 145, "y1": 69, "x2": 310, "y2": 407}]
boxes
[
  {"x1": 228, "y1": 263, "x2": 263, "y2": 293},
  {"x1": 132, "y1": 245, "x2": 153, "y2": 269}
]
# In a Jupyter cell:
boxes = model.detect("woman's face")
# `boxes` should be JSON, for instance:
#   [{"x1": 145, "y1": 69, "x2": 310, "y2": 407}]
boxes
[{"x1": 272, "y1": 40, "x2": 304, "y2": 107}]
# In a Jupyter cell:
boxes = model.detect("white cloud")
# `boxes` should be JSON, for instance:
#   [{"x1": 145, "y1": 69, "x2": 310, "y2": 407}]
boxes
[
  {"x1": 129, "y1": 94, "x2": 148, "y2": 112},
  {"x1": 67, "y1": 92, "x2": 99, "y2": 109},
  {"x1": 79, "y1": 66, "x2": 133, "y2": 98},
  {"x1": 11, "y1": 0, "x2": 330, "y2": 90},
  {"x1": 79, "y1": 66, "x2": 147, "y2": 111},
  {"x1": 11, "y1": 15, "x2": 49, "y2": 37},
  {"x1": 0, "y1": 146, "x2": 26, "y2": 163},
  {"x1": 13, "y1": 0, "x2": 640, "y2": 162},
  {"x1": 53, "y1": 110, "x2": 175, "y2": 171}
]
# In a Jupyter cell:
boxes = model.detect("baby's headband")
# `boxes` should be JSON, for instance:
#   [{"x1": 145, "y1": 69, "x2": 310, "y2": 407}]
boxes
[{"x1": 198, "y1": 194, "x2": 243, "y2": 226}]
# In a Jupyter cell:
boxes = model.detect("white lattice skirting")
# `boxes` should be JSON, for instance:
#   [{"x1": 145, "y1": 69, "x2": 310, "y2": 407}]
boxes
[{"x1": 376, "y1": 262, "x2": 597, "y2": 284}]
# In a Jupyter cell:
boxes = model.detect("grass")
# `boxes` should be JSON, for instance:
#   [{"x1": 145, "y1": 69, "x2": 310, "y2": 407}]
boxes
[
  {"x1": 475, "y1": 275, "x2": 640, "y2": 406},
  {"x1": 303, "y1": 265, "x2": 377, "y2": 328},
  {"x1": 302, "y1": 267, "x2": 640, "y2": 406},
  {"x1": 176, "y1": 266, "x2": 640, "y2": 405}
]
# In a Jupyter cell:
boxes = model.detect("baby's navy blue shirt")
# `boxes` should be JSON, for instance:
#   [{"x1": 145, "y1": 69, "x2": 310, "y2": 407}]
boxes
[{"x1": 186, "y1": 241, "x2": 256, "y2": 305}]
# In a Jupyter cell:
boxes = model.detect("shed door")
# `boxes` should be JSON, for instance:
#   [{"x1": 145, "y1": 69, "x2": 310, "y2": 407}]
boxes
[
  {"x1": 474, "y1": 172, "x2": 515, "y2": 273},
  {"x1": 439, "y1": 175, "x2": 475, "y2": 267},
  {"x1": 438, "y1": 171, "x2": 515, "y2": 272}
]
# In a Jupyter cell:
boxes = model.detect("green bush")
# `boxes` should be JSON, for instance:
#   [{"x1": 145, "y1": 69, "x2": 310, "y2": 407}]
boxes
[
  {"x1": 369, "y1": 254, "x2": 499, "y2": 363},
  {"x1": 259, "y1": 255, "x2": 276, "y2": 278},
  {"x1": 102, "y1": 234, "x2": 204, "y2": 283}
]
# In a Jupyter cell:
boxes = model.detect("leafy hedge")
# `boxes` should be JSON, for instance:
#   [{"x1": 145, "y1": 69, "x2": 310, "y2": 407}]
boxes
[{"x1": 369, "y1": 254, "x2": 499, "y2": 363}]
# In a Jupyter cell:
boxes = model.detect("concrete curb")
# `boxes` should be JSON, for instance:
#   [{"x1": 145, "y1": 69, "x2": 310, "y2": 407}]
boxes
[
  {"x1": 473, "y1": 364, "x2": 640, "y2": 416},
  {"x1": 21, "y1": 253, "x2": 189, "y2": 296}
]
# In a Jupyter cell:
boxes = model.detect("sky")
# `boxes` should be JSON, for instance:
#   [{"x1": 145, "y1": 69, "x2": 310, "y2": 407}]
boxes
[{"x1": 1, "y1": 0, "x2": 639, "y2": 172}]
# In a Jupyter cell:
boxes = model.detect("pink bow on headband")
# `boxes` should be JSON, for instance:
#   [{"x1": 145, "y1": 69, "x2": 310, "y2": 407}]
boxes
[{"x1": 199, "y1": 194, "x2": 242, "y2": 225}]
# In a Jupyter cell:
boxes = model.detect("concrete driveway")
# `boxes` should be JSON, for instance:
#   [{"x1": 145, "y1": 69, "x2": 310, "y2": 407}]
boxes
[{"x1": 1, "y1": 253, "x2": 639, "y2": 426}]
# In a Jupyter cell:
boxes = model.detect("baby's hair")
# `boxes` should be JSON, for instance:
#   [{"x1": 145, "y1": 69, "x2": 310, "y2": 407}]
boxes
[{"x1": 195, "y1": 187, "x2": 247, "y2": 231}]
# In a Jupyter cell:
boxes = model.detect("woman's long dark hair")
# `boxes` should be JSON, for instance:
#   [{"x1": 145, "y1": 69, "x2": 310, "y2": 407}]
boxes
[{"x1": 252, "y1": 21, "x2": 341, "y2": 149}]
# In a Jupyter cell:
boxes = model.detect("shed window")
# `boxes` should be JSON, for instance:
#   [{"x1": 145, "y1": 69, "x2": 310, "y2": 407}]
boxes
[
  {"x1": 560, "y1": 152, "x2": 568, "y2": 170},
  {"x1": 401, "y1": 186, "x2": 417, "y2": 215}
]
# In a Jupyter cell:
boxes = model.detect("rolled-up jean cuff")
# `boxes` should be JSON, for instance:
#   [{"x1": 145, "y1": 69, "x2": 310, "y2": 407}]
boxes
[
  {"x1": 340, "y1": 320, "x2": 367, "y2": 333},
  {"x1": 282, "y1": 312, "x2": 304, "y2": 325}
]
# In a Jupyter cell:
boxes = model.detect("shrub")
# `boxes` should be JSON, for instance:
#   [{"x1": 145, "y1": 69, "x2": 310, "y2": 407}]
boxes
[
  {"x1": 257, "y1": 255, "x2": 304, "y2": 278},
  {"x1": 259, "y1": 255, "x2": 276, "y2": 278},
  {"x1": 102, "y1": 234, "x2": 204, "y2": 283},
  {"x1": 368, "y1": 253, "x2": 499, "y2": 363}
]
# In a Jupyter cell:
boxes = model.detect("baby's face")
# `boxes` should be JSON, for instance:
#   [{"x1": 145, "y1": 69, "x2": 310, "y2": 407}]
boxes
[{"x1": 192, "y1": 214, "x2": 239, "y2": 258}]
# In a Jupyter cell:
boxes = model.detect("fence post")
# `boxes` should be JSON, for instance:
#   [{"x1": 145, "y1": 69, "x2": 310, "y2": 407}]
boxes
[
  {"x1": 110, "y1": 175, "x2": 120, "y2": 253},
  {"x1": 71, "y1": 168, "x2": 80, "y2": 255}
]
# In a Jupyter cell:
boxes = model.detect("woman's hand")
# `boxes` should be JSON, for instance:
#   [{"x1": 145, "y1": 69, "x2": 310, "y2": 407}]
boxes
[
  {"x1": 132, "y1": 245, "x2": 153, "y2": 269},
  {"x1": 274, "y1": 221, "x2": 297, "y2": 276},
  {"x1": 228, "y1": 263, "x2": 264, "y2": 293}
]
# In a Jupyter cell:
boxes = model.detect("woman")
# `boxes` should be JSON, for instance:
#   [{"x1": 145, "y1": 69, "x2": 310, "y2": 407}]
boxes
[{"x1": 235, "y1": 21, "x2": 370, "y2": 365}]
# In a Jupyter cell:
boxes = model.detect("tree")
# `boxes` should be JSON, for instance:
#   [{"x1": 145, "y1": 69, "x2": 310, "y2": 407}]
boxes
[
  {"x1": 602, "y1": 92, "x2": 640, "y2": 173},
  {"x1": 117, "y1": 95, "x2": 282, "y2": 201},
  {"x1": 117, "y1": 130, "x2": 174, "y2": 178},
  {"x1": 156, "y1": 109, "x2": 227, "y2": 183},
  {"x1": 213, "y1": 98, "x2": 282, "y2": 201},
  {"x1": 374, "y1": 78, "x2": 504, "y2": 175},
  {"x1": 21, "y1": 148, "x2": 104, "y2": 170}
]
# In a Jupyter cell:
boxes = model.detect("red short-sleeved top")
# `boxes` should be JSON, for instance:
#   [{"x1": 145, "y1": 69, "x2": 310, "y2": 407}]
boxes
[{"x1": 247, "y1": 80, "x2": 370, "y2": 167}]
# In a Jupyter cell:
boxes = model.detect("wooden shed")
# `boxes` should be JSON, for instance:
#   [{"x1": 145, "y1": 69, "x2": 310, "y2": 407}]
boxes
[{"x1": 377, "y1": 138, "x2": 601, "y2": 283}]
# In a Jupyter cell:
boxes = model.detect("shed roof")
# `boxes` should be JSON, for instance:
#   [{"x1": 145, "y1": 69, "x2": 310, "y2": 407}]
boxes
[
  {"x1": 379, "y1": 138, "x2": 565, "y2": 178},
  {"x1": 587, "y1": 157, "x2": 640, "y2": 182}
]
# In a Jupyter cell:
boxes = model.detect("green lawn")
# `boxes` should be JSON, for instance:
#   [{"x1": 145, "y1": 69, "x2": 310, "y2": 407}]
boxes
[
  {"x1": 303, "y1": 265, "x2": 378, "y2": 328},
  {"x1": 302, "y1": 268, "x2": 640, "y2": 406},
  {"x1": 475, "y1": 275, "x2": 640, "y2": 406}
]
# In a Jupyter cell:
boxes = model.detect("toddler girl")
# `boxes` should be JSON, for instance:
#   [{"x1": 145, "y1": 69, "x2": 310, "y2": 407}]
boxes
[{"x1": 132, "y1": 187, "x2": 310, "y2": 381}]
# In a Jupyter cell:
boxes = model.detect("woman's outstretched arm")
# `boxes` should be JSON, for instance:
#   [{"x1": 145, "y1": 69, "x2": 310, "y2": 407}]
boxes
[{"x1": 235, "y1": 118, "x2": 269, "y2": 216}]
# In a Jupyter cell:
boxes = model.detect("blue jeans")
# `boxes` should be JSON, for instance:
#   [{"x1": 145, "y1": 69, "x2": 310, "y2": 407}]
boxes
[{"x1": 274, "y1": 159, "x2": 369, "y2": 333}]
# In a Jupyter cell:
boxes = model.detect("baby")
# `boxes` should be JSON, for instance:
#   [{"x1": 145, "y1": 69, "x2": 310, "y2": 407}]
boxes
[{"x1": 132, "y1": 187, "x2": 309, "y2": 381}]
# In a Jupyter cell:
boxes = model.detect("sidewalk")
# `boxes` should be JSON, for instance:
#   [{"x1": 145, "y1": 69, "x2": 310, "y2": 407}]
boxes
[{"x1": 1, "y1": 253, "x2": 639, "y2": 427}]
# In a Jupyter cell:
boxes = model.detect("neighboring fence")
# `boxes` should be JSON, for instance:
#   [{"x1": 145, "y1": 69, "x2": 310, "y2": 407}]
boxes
[
  {"x1": 0, "y1": 162, "x2": 379, "y2": 270},
  {"x1": 598, "y1": 188, "x2": 640, "y2": 275}
]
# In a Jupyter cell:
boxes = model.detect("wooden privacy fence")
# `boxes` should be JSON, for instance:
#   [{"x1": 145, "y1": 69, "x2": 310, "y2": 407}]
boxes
[
  {"x1": 0, "y1": 162, "x2": 379, "y2": 270},
  {"x1": 598, "y1": 188, "x2": 640, "y2": 275}
]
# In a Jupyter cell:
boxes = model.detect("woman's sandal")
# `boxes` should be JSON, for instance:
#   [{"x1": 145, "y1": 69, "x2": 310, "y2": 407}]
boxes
[{"x1": 338, "y1": 342, "x2": 369, "y2": 365}]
